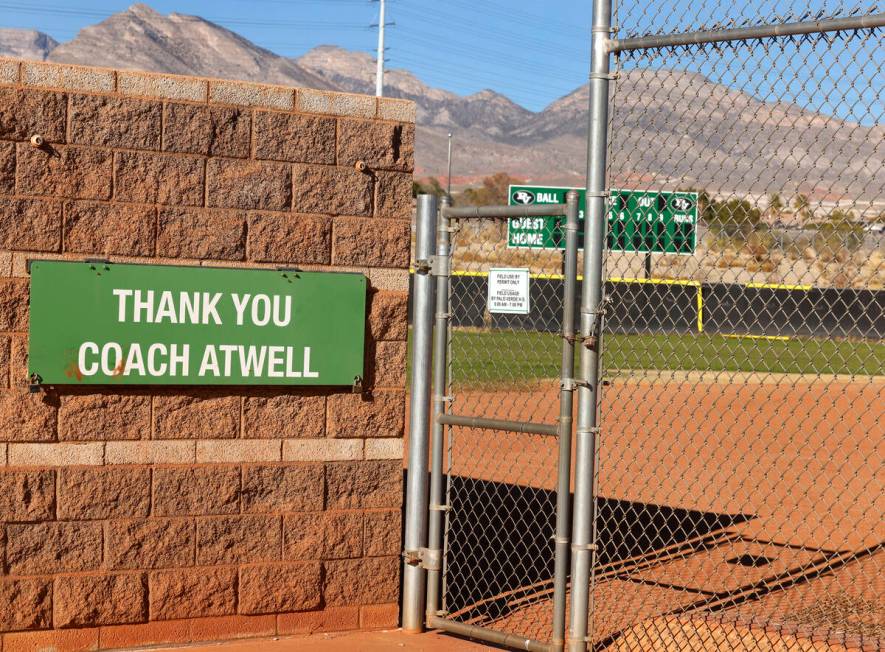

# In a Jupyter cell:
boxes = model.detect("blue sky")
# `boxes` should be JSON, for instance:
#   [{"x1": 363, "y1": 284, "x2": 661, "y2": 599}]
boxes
[{"x1": 0, "y1": 0, "x2": 594, "y2": 112}]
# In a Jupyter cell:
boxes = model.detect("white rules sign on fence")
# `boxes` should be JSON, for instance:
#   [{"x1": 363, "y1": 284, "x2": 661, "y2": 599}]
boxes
[{"x1": 487, "y1": 268, "x2": 531, "y2": 315}]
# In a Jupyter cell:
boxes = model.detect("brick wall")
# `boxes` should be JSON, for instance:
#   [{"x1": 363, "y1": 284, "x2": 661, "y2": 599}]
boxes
[{"x1": 0, "y1": 59, "x2": 414, "y2": 650}]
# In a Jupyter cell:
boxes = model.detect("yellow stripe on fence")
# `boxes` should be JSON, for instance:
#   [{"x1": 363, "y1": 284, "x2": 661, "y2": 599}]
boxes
[
  {"x1": 745, "y1": 283, "x2": 813, "y2": 291},
  {"x1": 722, "y1": 334, "x2": 792, "y2": 341}
]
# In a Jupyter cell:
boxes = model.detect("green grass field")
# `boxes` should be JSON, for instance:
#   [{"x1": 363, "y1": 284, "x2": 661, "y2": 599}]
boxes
[{"x1": 431, "y1": 330, "x2": 885, "y2": 384}]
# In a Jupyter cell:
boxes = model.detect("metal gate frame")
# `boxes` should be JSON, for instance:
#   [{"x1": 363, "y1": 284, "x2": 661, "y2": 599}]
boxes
[{"x1": 404, "y1": 194, "x2": 581, "y2": 652}]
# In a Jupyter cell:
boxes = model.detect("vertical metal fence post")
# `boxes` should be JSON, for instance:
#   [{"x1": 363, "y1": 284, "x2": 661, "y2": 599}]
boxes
[
  {"x1": 402, "y1": 193, "x2": 438, "y2": 632},
  {"x1": 569, "y1": 0, "x2": 613, "y2": 648},
  {"x1": 425, "y1": 194, "x2": 452, "y2": 621},
  {"x1": 552, "y1": 191, "x2": 581, "y2": 650}
]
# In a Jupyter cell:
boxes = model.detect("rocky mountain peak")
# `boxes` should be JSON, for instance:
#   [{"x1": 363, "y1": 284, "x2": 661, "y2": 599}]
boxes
[{"x1": 0, "y1": 28, "x2": 58, "y2": 60}]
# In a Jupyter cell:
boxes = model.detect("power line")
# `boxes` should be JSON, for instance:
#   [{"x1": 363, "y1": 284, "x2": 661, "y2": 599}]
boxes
[{"x1": 0, "y1": 3, "x2": 369, "y2": 29}]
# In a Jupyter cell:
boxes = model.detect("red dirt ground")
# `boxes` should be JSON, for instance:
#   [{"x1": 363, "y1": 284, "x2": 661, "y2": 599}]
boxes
[{"x1": 424, "y1": 373, "x2": 884, "y2": 650}]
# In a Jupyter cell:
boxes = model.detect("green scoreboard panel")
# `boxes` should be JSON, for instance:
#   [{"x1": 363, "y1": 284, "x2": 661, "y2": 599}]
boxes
[{"x1": 507, "y1": 185, "x2": 698, "y2": 254}]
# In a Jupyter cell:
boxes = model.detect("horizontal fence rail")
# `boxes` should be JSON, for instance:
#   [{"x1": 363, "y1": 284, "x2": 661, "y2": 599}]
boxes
[
  {"x1": 441, "y1": 204, "x2": 569, "y2": 219},
  {"x1": 609, "y1": 12, "x2": 885, "y2": 52}
]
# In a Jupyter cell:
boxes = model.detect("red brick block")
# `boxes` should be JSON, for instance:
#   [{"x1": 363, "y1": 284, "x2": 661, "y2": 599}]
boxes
[
  {"x1": 16, "y1": 144, "x2": 113, "y2": 200},
  {"x1": 253, "y1": 111, "x2": 336, "y2": 164},
  {"x1": 63, "y1": 201, "x2": 155, "y2": 257},
  {"x1": 337, "y1": 119, "x2": 414, "y2": 172},
  {"x1": 325, "y1": 460, "x2": 402, "y2": 510},
  {"x1": 196, "y1": 514, "x2": 282, "y2": 565},
  {"x1": 0, "y1": 141, "x2": 14, "y2": 194},
  {"x1": 153, "y1": 393, "x2": 240, "y2": 439},
  {"x1": 54, "y1": 572, "x2": 147, "y2": 627},
  {"x1": 57, "y1": 467, "x2": 151, "y2": 520},
  {"x1": 157, "y1": 207, "x2": 246, "y2": 260},
  {"x1": 368, "y1": 290, "x2": 409, "y2": 341},
  {"x1": 327, "y1": 391, "x2": 404, "y2": 439},
  {"x1": 0, "y1": 87, "x2": 67, "y2": 142},
  {"x1": 0, "y1": 578, "x2": 52, "y2": 631},
  {"x1": 0, "y1": 391, "x2": 57, "y2": 442},
  {"x1": 281, "y1": 512, "x2": 323, "y2": 561},
  {"x1": 376, "y1": 171, "x2": 413, "y2": 220},
  {"x1": 187, "y1": 614, "x2": 276, "y2": 642},
  {"x1": 9, "y1": 337, "x2": 26, "y2": 388},
  {"x1": 0, "y1": 335, "x2": 8, "y2": 387},
  {"x1": 241, "y1": 463, "x2": 324, "y2": 513},
  {"x1": 322, "y1": 511, "x2": 364, "y2": 559},
  {"x1": 277, "y1": 606, "x2": 360, "y2": 635},
  {"x1": 292, "y1": 164, "x2": 372, "y2": 216},
  {"x1": 6, "y1": 521, "x2": 102, "y2": 574},
  {"x1": 368, "y1": 340, "x2": 406, "y2": 388},
  {"x1": 69, "y1": 94, "x2": 161, "y2": 150},
  {"x1": 164, "y1": 103, "x2": 250, "y2": 158},
  {"x1": 238, "y1": 562, "x2": 322, "y2": 615},
  {"x1": 106, "y1": 517, "x2": 195, "y2": 570},
  {"x1": 0, "y1": 334, "x2": 8, "y2": 387},
  {"x1": 0, "y1": 197, "x2": 62, "y2": 252},
  {"x1": 114, "y1": 151, "x2": 205, "y2": 206},
  {"x1": 2, "y1": 628, "x2": 99, "y2": 652},
  {"x1": 149, "y1": 567, "x2": 237, "y2": 620},
  {"x1": 246, "y1": 212, "x2": 331, "y2": 265},
  {"x1": 323, "y1": 556, "x2": 399, "y2": 606},
  {"x1": 332, "y1": 217, "x2": 409, "y2": 268},
  {"x1": 207, "y1": 158, "x2": 291, "y2": 211},
  {"x1": 0, "y1": 279, "x2": 29, "y2": 332},
  {"x1": 152, "y1": 466, "x2": 240, "y2": 516},
  {"x1": 0, "y1": 469, "x2": 55, "y2": 521},
  {"x1": 364, "y1": 509, "x2": 401, "y2": 557},
  {"x1": 360, "y1": 603, "x2": 399, "y2": 629},
  {"x1": 58, "y1": 392, "x2": 151, "y2": 441},
  {"x1": 98, "y1": 620, "x2": 190, "y2": 650},
  {"x1": 242, "y1": 393, "x2": 326, "y2": 439},
  {"x1": 282, "y1": 511, "x2": 361, "y2": 561}
]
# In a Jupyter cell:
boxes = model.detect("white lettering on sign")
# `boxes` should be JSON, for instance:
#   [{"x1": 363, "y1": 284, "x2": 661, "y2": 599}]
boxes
[
  {"x1": 487, "y1": 268, "x2": 531, "y2": 315},
  {"x1": 81, "y1": 288, "x2": 318, "y2": 381},
  {"x1": 78, "y1": 341, "x2": 191, "y2": 377}
]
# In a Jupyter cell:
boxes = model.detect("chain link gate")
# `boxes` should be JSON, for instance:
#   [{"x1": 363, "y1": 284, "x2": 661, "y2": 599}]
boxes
[{"x1": 404, "y1": 195, "x2": 582, "y2": 651}]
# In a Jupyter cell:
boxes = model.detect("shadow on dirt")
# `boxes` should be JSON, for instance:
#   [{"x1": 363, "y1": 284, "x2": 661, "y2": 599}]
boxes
[{"x1": 440, "y1": 475, "x2": 754, "y2": 623}]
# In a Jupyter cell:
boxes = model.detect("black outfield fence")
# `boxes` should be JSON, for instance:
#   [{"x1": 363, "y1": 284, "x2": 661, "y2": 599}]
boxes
[{"x1": 408, "y1": 272, "x2": 885, "y2": 339}]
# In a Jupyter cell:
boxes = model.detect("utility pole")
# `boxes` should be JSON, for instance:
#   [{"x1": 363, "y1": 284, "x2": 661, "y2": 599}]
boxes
[
  {"x1": 375, "y1": 0, "x2": 385, "y2": 97},
  {"x1": 446, "y1": 132, "x2": 453, "y2": 196}
]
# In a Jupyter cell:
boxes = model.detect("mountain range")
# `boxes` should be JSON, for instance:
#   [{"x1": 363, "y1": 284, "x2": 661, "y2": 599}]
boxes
[{"x1": 1, "y1": 3, "x2": 881, "y2": 199}]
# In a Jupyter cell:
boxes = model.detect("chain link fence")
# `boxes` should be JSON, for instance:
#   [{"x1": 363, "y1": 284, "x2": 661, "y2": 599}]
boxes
[
  {"x1": 405, "y1": 3, "x2": 882, "y2": 650},
  {"x1": 592, "y1": 1, "x2": 883, "y2": 649}
]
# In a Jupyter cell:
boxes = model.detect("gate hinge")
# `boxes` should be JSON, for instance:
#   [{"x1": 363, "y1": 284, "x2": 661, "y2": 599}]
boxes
[
  {"x1": 414, "y1": 258, "x2": 432, "y2": 274},
  {"x1": 561, "y1": 378, "x2": 592, "y2": 391},
  {"x1": 571, "y1": 542, "x2": 599, "y2": 552},
  {"x1": 431, "y1": 254, "x2": 450, "y2": 277},
  {"x1": 403, "y1": 547, "x2": 442, "y2": 571}
]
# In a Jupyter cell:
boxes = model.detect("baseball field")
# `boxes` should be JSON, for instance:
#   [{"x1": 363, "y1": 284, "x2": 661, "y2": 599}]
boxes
[{"x1": 431, "y1": 328, "x2": 883, "y2": 650}]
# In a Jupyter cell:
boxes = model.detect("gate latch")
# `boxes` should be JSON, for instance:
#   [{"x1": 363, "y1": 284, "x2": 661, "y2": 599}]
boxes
[{"x1": 402, "y1": 547, "x2": 442, "y2": 571}]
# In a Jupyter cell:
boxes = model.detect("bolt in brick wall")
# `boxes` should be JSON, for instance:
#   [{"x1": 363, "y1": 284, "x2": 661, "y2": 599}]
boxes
[{"x1": 0, "y1": 58, "x2": 412, "y2": 648}]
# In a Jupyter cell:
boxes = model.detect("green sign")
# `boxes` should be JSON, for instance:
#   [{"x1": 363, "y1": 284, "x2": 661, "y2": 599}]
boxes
[
  {"x1": 28, "y1": 261, "x2": 366, "y2": 386},
  {"x1": 507, "y1": 185, "x2": 698, "y2": 254}
]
